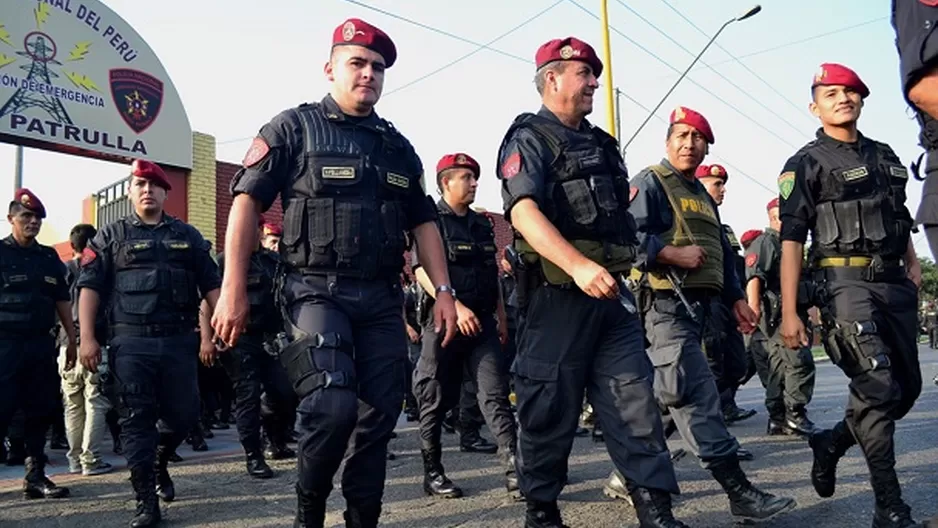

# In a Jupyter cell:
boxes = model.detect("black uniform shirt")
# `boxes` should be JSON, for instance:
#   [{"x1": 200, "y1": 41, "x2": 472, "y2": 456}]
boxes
[
  {"x1": 1, "y1": 236, "x2": 69, "y2": 302},
  {"x1": 744, "y1": 228, "x2": 780, "y2": 289},
  {"x1": 778, "y1": 129, "x2": 911, "y2": 245},
  {"x1": 77, "y1": 212, "x2": 221, "y2": 297},
  {"x1": 629, "y1": 159, "x2": 745, "y2": 304},
  {"x1": 230, "y1": 94, "x2": 436, "y2": 231}
]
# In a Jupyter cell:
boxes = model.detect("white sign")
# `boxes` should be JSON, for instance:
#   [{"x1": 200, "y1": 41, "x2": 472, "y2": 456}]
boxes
[{"x1": 0, "y1": 0, "x2": 192, "y2": 168}]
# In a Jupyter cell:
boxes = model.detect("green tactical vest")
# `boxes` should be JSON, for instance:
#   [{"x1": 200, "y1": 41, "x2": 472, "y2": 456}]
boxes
[
  {"x1": 516, "y1": 239, "x2": 635, "y2": 286},
  {"x1": 646, "y1": 164, "x2": 724, "y2": 292}
]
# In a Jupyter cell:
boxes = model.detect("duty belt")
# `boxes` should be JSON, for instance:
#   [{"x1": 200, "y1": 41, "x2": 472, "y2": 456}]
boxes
[
  {"x1": 110, "y1": 324, "x2": 195, "y2": 338},
  {"x1": 813, "y1": 256, "x2": 905, "y2": 283}
]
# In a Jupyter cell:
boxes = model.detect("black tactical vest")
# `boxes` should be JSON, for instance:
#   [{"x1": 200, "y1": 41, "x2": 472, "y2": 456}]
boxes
[
  {"x1": 437, "y1": 202, "x2": 499, "y2": 315},
  {"x1": 279, "y1": 102, "x2": 422, "y2": 280},
  {"x1": 804, "y1": 138, "x2": 911, "y2": 260},
  {"x1": 497, "y1": 113, "x2": 637, "y2": 246},
  {"x1": 244, "y1": 249, "x2": 279, "y2": 333},
  {"x1": 110, "y1": 218, "x2": 200, "y2": 327},
  {"x1": 0, "y1": 239, "x2": 60, "y2": 334}
]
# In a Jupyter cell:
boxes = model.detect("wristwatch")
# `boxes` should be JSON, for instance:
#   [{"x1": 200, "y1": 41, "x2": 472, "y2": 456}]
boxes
[{"x1": 435, "y1": 284, "x2": 456, "y2": 298}]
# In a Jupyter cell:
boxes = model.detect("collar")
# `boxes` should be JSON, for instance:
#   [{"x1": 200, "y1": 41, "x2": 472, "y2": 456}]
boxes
[
  {"x1": 765, "y1": 227, "x2": 780, "y2": 238},
  {"x1": 3, "y1": 235, "x2": 39, "y2": 251},
  {"x1": 436, "y1": 198, "x2": 473, "y2": 218},
  {"x1": 659, "y1": 158, "x2": 703, "y2": 189},
  {"x1": 536, "y1": 106, "x2": 592, "y2": 132},
  {"x1": 814, "y1": 128, "x2": 869, "y2": 150},
  {"x1": 128, "y1": 211, "x2": 169, "y2": 228},
  {"x1": 321, "y1": 95, "x2": 387, "y2": 132}
]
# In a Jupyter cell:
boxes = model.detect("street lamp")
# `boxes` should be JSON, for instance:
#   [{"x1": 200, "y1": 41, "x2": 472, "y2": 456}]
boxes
[{"x1": 621, "y1": 4, "x2": 762, "y2": 152}]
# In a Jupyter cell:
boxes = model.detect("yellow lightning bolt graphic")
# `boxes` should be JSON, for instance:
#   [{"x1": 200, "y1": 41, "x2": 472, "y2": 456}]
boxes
[
  {"x1": 0, "y1": 53, "x2": 15, "y2": 69},
  {"x1": 34, "y1": 4, "x2": 51, "y2": 30},
  {"x1": 67, "y1": 42, "x2": 92, "y2": 62},
  {"x1": 65, "y1": 71, "x2": 101, "y2": 93},
  {"x1": 0, "y1": 25, "x2": 12, "y2": 47}
]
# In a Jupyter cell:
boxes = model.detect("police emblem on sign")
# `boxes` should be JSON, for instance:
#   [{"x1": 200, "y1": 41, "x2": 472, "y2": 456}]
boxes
[{"x1": 110, "y1": 68, "x2": 164, "y2": 134}]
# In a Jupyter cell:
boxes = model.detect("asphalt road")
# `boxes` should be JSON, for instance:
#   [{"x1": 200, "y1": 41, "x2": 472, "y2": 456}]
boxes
[{"x1": 1, "y1": 347, "x2": 936, "y2": 528}]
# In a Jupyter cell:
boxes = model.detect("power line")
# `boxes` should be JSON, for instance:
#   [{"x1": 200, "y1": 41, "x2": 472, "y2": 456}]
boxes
[
  {"x1": 384, "y1": 0, "x2": 564, "y2": 96},
  {"x1": 611, "y1": 0, "x2": 809, "y2": 138},
  {"x1": 657, "y1": 0, "x2": 815, "y2": 125},
  {"x1": 219, "y1": 1, "x2": 554, "y2": 146},
  {"x1": 615, "y1": 88, "x2": 775, "y2": 195},
  {"x1": 566, "y1": 0, "x2": 801, "y2": 150},
  {"x1": 217, "y1": 12, "x2": 883, "y2": 147}
]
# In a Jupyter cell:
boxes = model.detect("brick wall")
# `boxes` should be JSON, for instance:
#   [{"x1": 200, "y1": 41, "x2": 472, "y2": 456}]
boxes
[
  {"x1": 186, "y1": 132, "x2": 218, "y2": 248},
  {"x1": 214, "y1": 161, "x2": 283, "y2": 254}
]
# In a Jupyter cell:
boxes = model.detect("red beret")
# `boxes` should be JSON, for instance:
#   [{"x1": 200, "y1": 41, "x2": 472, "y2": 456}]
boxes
[
  {"x1": 535, "y1": 37, "x2": 603, "y2": 78},
  {"x1": 12, "y1": 188, "x2": 45, "y2": 219},
  {"x1": 130, "y1": 159, "x2": 171, "y2": 191},
  {"x1": 670, "y1": 106, "x2": 714, "y2": 144},
  {"x1": 332, "y1": 18, "x2": 396, "y2": 68},
  {"x1": 695, "y1": 164, "x2": 727, "y2": 181},
  {"x1": 263, "y1": 223, "x2": 283, "y2": 237},
  {"x1": 812, "y1": 63, "x2": 869, "y2": 98},
  {"x1": 436, "y1": 152, "x2": 480, "y2": 176},
  {"x1": 766, "y1": 197, "x2": 779, "y2": 211},
  {"x1": 740, "y1": 229, "x2": 763, "y2": 248}
]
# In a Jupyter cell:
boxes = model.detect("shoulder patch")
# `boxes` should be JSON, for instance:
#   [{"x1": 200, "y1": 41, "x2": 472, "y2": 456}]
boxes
[
  {"x1": 80, "y1": 247, "x2": 97, "y2": 266},
  {"x1": 778, "y1": 171, "x2": 796, "y2": 200},
  {"x1": 629, "y1": 186, "x2": 639, "y2": 202},
  {"x1": 242, "y1": 137, "x2": 270, "y2": 168},
  {"x1": 501, "y1": 152, "x2": 521, "y2": 179},
  {"x1": 746, "y1": 253, "x2": 758, "y2": 267}
]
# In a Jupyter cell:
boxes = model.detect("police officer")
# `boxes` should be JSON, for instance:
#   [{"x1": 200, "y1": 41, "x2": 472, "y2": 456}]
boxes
[
  {"x1": 745, "y1": 198, "x2": 817, "y2": 437},
  {"x1": 499, "y1": 37, "x2": 685, "y2": 528},
  {"x1": 77, "y1": 160, "x2": 222, "y2": 527},
  {"x1": 412, "y1": 152, "x2": 517, "y2": 498},
  {"x1": 200, "y1": 217, "x2": 295, "y2": 479},
  {"x1": 694, "y1": 163, "x2": 756, "y2": 425},
  {"x1": 261, "y1": 222, "x2": 282, "y2": 252},
  {"x1": 629, "y1": 106, "x2": 796, "y2": 523},
  {"x1": 739, "y1": 228, "x2": 765, "y2": 386},
  {"x1": 0, "y1": 188, "x2": 74, "y2": 500},
  {"x1": 402, "y1": 275, "x2": 421, "y2": 422},
  {"x1": 892, "y1": 0, "x2": 938, "y2": 260},
  {"x1": 778, "y1": 63, "x2": 923, "y2": 528},
  {"x1": 211, "y1": 18, "x2": 458, "y2": 528}
]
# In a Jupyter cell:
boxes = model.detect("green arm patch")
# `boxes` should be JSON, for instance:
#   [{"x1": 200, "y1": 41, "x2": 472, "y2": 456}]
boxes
[{"x1": 778, "y1": 171, "x2": 795, "y2": 200}]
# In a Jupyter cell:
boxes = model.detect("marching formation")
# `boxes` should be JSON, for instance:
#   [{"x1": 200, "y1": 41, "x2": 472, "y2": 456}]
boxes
[{"x1": 1, "y1": 3, "x2": 937, "y2": 528}]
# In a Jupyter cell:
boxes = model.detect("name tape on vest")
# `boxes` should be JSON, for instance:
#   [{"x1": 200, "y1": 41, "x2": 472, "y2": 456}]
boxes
[
  {"x1": 322, "y1": 167, "x2": 356, "y2": 180},
  {"x1": 386, "y1": 173, "x2": 410, "y2": 189},
  {"x1": 841, "y1": 166, "x2": 869, "y2": 182},
  {"x1": 889, "y1": 166, "x2": 909, "y2": 179}
]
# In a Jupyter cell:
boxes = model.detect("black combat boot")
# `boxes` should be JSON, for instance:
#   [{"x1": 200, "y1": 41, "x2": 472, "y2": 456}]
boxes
[
  {"x1": 723, "y1": 403, "x2": 757, "y2": 424},
  {"x1": 154, "y1": 444, "x2": 175, "y2": 502},
  {"x1": 458, "y1": 429, "x2": 497, "y2": 454},
  {"x1": 129, "y1": 466, "x2": 161, "y2": 527},
  {"x1": 504, "y1": 451, "x2": 522, "y2": 501},
  {"x1": 809, "y1": 421, "x2": 855, "y2": 498},
  {"x1": 784, "y1": 405, "x2": 817, "y2": 436},
  {"x1": 525, "y1": 500, "x2": 569, "y2": 528},
  {"x1": 421, "y1": 449, "x2": 462, "y2": 498},
  {"x1": 23, "y1": 456, "x2": 69, "y2": 499},
  {"x1": 710, "y1": 456, "x2": 795, "y2": 521},
  {"x1": 627, "y1": 483, "x2": 690, "y2": 528},
  {"x1": 293, "y1": 484, "x2": 326, "y2": 528},
  {"x1": 245, "y1": 452, "x2": 273, "y2": 479},
  {"x1": 344, "y1": 501, "x2": 382, "y2": 528},
  {"x1": 766, "y1": 416, "x2": 786, "y2": 436},
  {"x1": 263, "y1": 417, "x2": 296, "y2": 460},
  {"x1": 6, "y1": 437, "x2": 25, "y2": 466},
  {"x1": 871, "y1": 474, "x2": 918, "y2": 528}
]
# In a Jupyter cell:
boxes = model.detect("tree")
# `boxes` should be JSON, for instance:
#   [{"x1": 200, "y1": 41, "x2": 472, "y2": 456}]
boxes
[{"x1": 919, "y1": 257, "x2": 938, "y2": 303}]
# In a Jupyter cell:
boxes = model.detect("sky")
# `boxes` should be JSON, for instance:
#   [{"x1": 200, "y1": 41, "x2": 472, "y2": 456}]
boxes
[{"x1": 0, "y1": 0, "x2": 931, "y2": 258}]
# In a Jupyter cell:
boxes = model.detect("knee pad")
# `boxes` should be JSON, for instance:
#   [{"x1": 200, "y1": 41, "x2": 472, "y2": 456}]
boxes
[
  {"x1": 827, "y1": 320, "x2": 890, "y2": 378},
  {"x1": 279, "y1": 332, "x2": 356, "y2": 399}
]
